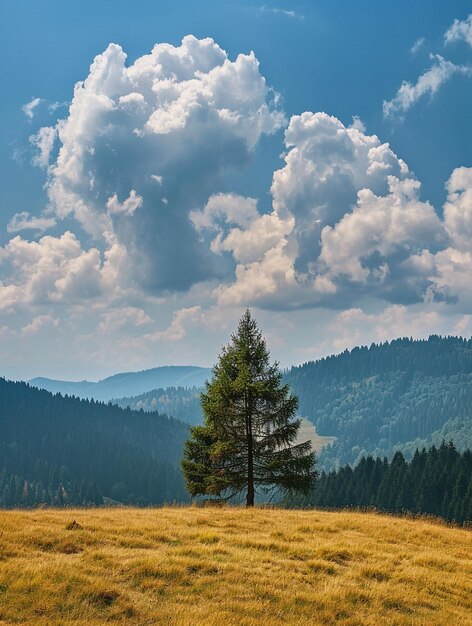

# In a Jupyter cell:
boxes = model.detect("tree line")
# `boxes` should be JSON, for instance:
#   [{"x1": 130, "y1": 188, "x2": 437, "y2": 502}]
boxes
[
  {"x1": 288, "y1": 441, "x2": 472, "y2": 524},
  {"x1": 284, "y1": 336, "x2": 472, "y2": 469},
  {"x1": 0, "y1": 378, "x2": 189, "y2": 507},
  {"x1": 3, "y1": 319, "x2": 472, "y2": 517}
]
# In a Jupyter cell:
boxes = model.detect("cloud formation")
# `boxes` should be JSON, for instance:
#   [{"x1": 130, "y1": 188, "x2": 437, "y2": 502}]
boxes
[
  {"x1": 410, "y1": 37, "x2": 425, "y2": 55},
  {"x1": 21, "y1": 314, "x2": 59, "y2": 336},
  {"x1": 7, "y1": 211, "x2": 57, "y2": 234},
  {"x1": 37, "y1": 36, "x2": 284, "y2": 293},
  {"x1": 7, "y1": 52, "x2": 472, "y2": 320},
  {"x1": 98, "y1": 307, "x2": 152, "y2": 334},
  {"x1": 146, "y1": 306, "x2": 203, "y2": 341},
  {"x1": 258, "y1": 5, "x2": 304, "y2": 19},
  {"x1": 198, "y1": 112, "x2": 446, "y2": 310},
  {"x1": 383, "y1": 55, "x2": 471, "y2": 119},
  {"x1": 22, "y1": 97, "x2": 43, "y2": 120},
  {"x1": 30, "y1": 126, "x2": 57, "y2": 168},
  {"x1": 106, "y1": 190, "x2": 143, "y2": 216},
  {"x1": 17, "y1": 38, "x2": 470, "y2": 319},
  {"x1": 327, "y1": 305, "x2": 472, "y2": 355},
  {"x1": 445, "y1": 14, "x2": 472, "y2": 48},
  {"x1": 3, "y1": 35, "x2": 472, "y2": 378},
  {"x1": 188, "y1": 111, "x2": 472, "y2": 319},
  {"x1": 0, "y1": 231, "x2": 127, "y2": 311}
]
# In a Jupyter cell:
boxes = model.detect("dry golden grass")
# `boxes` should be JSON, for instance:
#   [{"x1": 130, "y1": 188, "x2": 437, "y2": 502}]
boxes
[{"x1": 0, "y1": 507, "x2": 471, "y2": 625}]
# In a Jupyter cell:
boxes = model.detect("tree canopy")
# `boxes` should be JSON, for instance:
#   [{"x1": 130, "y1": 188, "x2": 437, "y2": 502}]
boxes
[
  {"x1": 181, "y1": 310, "x2": 316, "y2": 506},
  {"x1": 284, "y1": 335, "x2": 472, "y2": 469},
  {"x1": 0, "y1": 378, "x2": 188, "y2": 507},
  {"x1": 286, "y1": 441, "x2": 472, "y2": 525}
]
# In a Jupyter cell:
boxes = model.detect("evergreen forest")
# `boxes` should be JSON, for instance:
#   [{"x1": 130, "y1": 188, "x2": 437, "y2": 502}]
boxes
[
  {"x1": 2, "y1": 335, "x2": 472, "y2": 521},
  {"x1": 115, "y1": 336, "x2": 472, "y2": 472},
  {"x1": 0, "y1": 378, "x2": 189, "y2": 507},
  {"x1": 284, "y1": 336, "x2": 472, "y2": 470},
  {"x1": 288, "y1": 442, "x2": 472, "y2": 524},
  {"x1": 114, "y1": 386, "x2": 203, "y2": 425}
]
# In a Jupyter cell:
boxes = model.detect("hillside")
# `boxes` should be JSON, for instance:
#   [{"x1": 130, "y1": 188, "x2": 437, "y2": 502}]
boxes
[
  {"x1": 0, "y1": 379, "x2": 189, "y2": 506},
  {"x1": 0, "y1": 507, "x2": 470, "y2": 625},
  {"x1": 113, "y1": 385, "x2": 204, "y2": 424},
  {"x1": 16, "y1": 333, "x2": 472, "y2": 493},
  {"x1": 112, "y1": 336, "x2": 472, "y2": 472},
  {"x1": 284, "y1": 335, "x2": 472, "y2": 470},
  {"x1": 29, "y1": 365, "x2": 211, "y2": 402}
]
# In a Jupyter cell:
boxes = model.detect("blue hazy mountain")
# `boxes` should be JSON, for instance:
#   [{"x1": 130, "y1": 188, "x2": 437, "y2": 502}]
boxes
[{"x1": 29, "y1": 366, "x2": 211, "y2": 403}]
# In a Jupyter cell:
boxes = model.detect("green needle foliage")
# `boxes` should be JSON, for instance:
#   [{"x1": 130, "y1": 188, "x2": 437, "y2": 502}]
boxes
[{"x1": 181, "y1": 310, "x2": 316, "y2": 506}]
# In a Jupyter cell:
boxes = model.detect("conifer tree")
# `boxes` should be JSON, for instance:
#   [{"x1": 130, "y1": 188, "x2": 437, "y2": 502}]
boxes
[{"x1": 181, "y1": 310, "x2": 316, "y2": 506}]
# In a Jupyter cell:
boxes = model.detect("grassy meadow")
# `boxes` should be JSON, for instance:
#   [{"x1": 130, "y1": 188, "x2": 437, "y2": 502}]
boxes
[
  {"x1": 296, "y1": 418, "x2": 336, "y2": 452},
  {"x1": 0, "y1": 507, "x2": 471, "y2": 625}
]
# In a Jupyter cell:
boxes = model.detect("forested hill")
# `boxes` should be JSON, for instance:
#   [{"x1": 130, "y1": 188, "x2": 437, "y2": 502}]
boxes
[
  {"x1": 113, "y1": 386, "x2": 203, "y2": 425},
  {"x1": 284, "y1": 335, "x2": 472, "y2": 470},
  {"x1": 29, "y1": 365, "x2": 211, "y2": 402},
  {"x1": 0, "y1": 378, "x2": 189, "y2": 507},
  {"x1": 112, "y1": 336, "x2": 472, "y2": 471},
  {"x1": 288, "y1": 335, "x2": 472, "y2": 383}
]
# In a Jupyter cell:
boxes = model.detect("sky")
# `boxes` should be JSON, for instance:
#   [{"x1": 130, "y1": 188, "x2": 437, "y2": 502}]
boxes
[{"x1": 1, "y1": 0, "x2": 472, "y2": 380}]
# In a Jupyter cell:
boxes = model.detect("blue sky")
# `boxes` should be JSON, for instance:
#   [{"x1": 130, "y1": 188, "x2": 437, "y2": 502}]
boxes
[{"x1": 1, "y1": 0, "x2": 472, "y2": 379}]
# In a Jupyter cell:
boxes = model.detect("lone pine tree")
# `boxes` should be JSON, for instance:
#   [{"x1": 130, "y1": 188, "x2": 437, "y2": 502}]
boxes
[{"x1": 181, "y1": 309, "x2": 316, "y2": 506}]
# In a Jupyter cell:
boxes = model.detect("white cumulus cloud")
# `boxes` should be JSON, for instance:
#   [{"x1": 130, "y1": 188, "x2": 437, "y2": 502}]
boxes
[
  {"x1": 0, "y1": 231, "x2": 128, "y2": 311},
  {"x1": 443, "y1": 166, "x2": 472, "y2": 249},
  {"x1": 4, "y1": 36, "x2": 472, "y2": 373},
  {"x1": 30, "y1": 126, "x2": 57, "y2": 168},
  {"x1": 37, "y1": 36, "x2": 284, "y2": 292},
  {"x1": 106, "y1": 189, "x2": 143, "y2": 216},
  {"x1": 146, "y1": 306, "x2": 203, "y2": 341},
  {"x1": 98, "y1": 306, "x2": 152, "y2": 333},
  {"x1": 319, "y1": 177, "x2": 444, "y2": 285},
  {"x1": 211, "y1": 112, "x2": 443, "y2": 309}
]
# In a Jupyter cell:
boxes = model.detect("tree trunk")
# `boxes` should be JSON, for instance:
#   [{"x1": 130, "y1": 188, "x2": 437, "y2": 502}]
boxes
[
  {"x1": 246, "y1": 433, "x2": 255, "y2": 507},
  {"x1": 246, "y1": 391, "x2": 255, "y2": 507}
]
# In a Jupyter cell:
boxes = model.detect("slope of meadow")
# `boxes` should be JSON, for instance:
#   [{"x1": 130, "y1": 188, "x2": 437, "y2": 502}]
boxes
[{"x1": 0, "y1": 508, "x2": 471, "y2": 625}]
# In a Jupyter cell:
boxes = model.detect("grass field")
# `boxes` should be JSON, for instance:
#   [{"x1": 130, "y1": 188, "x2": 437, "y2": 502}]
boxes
[
  {"x1": 0, "y1": 507, "x2": 471, "y2": 625},
  {"x1": 297, "y1": 418, "x2": 336, "y2": 452}
]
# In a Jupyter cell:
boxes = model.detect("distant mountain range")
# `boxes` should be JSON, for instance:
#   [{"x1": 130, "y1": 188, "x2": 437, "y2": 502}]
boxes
[
  {"x1": 113, "y1": 386, "x2": 204, "y2": 425},
  {"x1": 29, "y1": 365, "x2": 211, "y2": 402},
  {"x1": 24, "y1": 336, "x2": 472, "y2": 474},
  {"x1": 110, "y1": 336, "x2": 472, "y2": 471}
]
